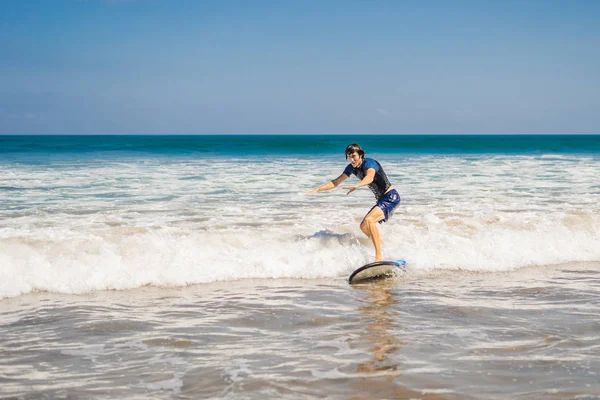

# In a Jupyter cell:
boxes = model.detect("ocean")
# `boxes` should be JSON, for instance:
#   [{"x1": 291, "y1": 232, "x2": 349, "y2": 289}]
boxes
[{"x1": 1, "y1": 134, "x2": 599, "y2": 399}]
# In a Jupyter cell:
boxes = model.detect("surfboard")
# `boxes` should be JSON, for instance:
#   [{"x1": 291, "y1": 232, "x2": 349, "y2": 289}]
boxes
[{"x1": 348, "y1": 260, "x2": 406, "y2": 284}]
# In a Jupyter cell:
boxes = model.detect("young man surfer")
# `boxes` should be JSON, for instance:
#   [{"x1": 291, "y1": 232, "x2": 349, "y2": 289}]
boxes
[{"x1": 306, "y1": 143, "x2": 400, "y2": 262}]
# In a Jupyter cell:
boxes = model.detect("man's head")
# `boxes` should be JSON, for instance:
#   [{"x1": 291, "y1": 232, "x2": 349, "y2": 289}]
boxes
[{"x1": 345, "y1": 143, "x2": 365, "y2": 160}]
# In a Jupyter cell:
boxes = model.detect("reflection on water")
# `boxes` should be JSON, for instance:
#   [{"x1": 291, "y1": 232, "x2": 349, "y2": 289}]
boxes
[
  {"x1": 354, "y1": 282, "x2": 404, "y2": 375},
  {"x1": 1, "y1": 264, "x2": 599, "y2": 399}
]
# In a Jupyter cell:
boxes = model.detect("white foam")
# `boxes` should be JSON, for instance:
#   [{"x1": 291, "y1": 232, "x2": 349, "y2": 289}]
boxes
[
  {"x1": 1, "y1": 206, "x2": 599, "y2": 298},
  {"x1": 1, "y1": 154, "x2": 599, "y2": 298}
]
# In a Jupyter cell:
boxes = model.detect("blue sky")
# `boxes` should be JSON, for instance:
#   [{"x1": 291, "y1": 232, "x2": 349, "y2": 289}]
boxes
[{"x1": 1, "y1": 0, "x2": 599, "y2": 134}]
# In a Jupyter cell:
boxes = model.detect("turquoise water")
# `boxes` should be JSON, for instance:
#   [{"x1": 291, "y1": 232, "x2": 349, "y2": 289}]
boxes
[{"x1": 1, "y1": 134, "x2": 599, "y2": 157}]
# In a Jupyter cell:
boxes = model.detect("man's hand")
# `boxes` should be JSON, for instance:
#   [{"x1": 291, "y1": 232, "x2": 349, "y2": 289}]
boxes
[
  {"x1": 304, "y1": 188, "x2": 319, "y2": 194},
  {"x1": 342, "y1": 186, "x2": 357, "y2": 195}
]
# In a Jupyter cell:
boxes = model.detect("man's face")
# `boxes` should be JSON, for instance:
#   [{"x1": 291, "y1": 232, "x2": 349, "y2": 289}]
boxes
[{"x1": 347, "y1": 151, "x2": 363, "y2": 168}]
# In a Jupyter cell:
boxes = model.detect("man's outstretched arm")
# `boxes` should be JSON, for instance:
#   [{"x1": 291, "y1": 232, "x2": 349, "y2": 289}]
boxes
[{"x1": 305, "y1": 173, "x2": 348, "y2": 193}]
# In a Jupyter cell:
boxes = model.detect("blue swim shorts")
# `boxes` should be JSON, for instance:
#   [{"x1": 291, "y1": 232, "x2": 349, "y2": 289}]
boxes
[{"x1": 373, "y1": 189, "x2": 401, "y2": 224}]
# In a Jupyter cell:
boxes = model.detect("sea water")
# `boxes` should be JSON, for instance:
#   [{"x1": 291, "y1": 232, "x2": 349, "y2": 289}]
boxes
[{"x1": 1, "y1": 135, "x2": 599, "y2": 399}]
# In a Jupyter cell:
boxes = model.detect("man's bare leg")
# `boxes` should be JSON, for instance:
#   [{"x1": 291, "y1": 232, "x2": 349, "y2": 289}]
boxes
[{"x1": 360, "y1": 207, "x2": 385, "y2": 262}]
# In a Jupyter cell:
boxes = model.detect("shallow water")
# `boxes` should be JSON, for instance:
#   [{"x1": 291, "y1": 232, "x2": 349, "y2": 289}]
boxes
[
  {"x1": 2, "y1": 262, "x2": 599, "y2": 399},
  {"x1": 2, "y1": 136, "x2": 599, "y2": 398}
]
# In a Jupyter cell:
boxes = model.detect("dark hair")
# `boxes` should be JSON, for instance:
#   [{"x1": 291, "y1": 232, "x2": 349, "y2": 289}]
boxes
[{"x1": 345, "y1": 143, "x2": 365, "y2": 159}]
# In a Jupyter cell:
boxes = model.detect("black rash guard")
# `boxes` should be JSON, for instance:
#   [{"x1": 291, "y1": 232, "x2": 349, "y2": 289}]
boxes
[{"x1": 343, "y1": 158, "x2": 392, "y2": 201}]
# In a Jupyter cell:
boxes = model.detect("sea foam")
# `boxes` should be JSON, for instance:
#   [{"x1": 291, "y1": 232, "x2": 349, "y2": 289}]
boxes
[
  {"x1": 1, "y1": 206, "x2": 599, "y2": 298},
  {"x1": 2, "y1": 152, "x2": 599, "y2": 298}
]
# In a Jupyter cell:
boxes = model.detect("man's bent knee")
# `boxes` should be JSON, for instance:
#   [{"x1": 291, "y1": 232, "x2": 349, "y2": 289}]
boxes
[
  {"x1": 360, "y1": 220, "x2": 370, "y2": 235},
  {"x1": 365, "y1": 207, "x2": 385, "y2": 225},
  {"x1": 364, "y1": 214, "x2": 379, "y2": 226}
]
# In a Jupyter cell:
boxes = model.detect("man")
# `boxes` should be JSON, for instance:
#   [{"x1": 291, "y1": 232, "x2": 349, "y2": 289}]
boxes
[{"x1": 306, "y1": 143, "x2": 400, "y2": 261}]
